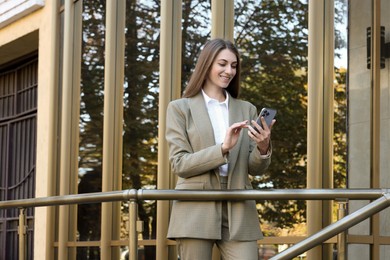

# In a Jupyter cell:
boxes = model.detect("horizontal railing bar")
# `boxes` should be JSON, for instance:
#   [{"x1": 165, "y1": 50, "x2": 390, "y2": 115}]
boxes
[
  {"x1": 0, "y1": 190, "x2": 135, "y2": 209},
  {"x1": 137, "y1": 189, "x2": 387, "y2": 201},
  {"x1": 0, "y1": 189, "x2": 387, "y2": 209},
  {"x1": 3, "y1": 189, "x2": 390, "y2": 260}
]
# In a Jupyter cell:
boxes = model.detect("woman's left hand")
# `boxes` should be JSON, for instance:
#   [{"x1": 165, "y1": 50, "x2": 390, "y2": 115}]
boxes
[
  {"x1": 221, "y1": 120, "x2": 249, "y2": 154},
  {"x1": 247, "y1": 117, "x2": 276, "y2": 155}
]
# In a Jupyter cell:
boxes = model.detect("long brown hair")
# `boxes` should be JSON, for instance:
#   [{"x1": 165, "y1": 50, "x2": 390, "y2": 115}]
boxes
[{"x1": 183, "y1": 38, "x2": 241, "y2": 98}]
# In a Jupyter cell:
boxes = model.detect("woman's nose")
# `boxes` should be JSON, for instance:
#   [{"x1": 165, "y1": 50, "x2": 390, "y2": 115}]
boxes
[{"x1": 225, "y1": 65, "x2": 234, "y2": 74}]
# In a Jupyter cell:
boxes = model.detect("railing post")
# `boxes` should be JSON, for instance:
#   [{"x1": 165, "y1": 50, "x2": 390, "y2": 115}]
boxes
[
  {"x1": 18, "y1": 208, "x2": 27, "y2": 260},
  {"x1": 337, "y1": 200, "x2": 348, "y2": 260},
  {"x1": 129, "y1": 200, "x2": 138, "y2": 260}
]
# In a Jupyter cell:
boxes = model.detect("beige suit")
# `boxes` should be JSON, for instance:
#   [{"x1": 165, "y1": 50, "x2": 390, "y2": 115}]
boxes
[{"x1": 166, "y1": 92, "x2": 271, "y2": 241}]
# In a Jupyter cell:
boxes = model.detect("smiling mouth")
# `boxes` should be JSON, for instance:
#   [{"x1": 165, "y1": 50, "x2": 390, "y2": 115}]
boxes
[{"x1": 220, "y1": 75, "x2": 231, "y2": 81}]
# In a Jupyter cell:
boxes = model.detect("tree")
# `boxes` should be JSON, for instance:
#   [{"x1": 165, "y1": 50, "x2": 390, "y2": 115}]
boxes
[
  {"x1": 234, "y1": 0, "x2": 309, "y2": 227},
  {"x1": 78, "y1": 1, "x2": 106, "y2": 258},
  {"x1": 78, "y1": 0, "x2": 161, "y2": 258},
  {"x1": 122, "y1": 0, "x2": 161, "y2": 258},
  {"x1": 333, "y1": 67, "x2": 347, "y2": 188},
  {"x1": 233, "y1": 0, "x2": 347, "y2": 227}
]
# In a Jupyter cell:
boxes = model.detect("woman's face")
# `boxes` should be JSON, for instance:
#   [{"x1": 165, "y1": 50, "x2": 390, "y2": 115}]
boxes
[{"x1": 205, "y1": 48, "x2": 237, "y2": 91}]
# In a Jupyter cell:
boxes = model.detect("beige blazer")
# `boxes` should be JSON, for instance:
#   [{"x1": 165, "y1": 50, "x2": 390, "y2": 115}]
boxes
[{"x1": 166, "y1": 92, "x2": 271, "y2": 241}]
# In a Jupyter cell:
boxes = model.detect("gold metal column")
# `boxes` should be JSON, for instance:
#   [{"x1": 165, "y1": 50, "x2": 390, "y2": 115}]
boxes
[
  {"x1": 45, "y1": 0, "x2": 60, "y2": 259},
  {"x1": 129, "y1": 200, "x2": 138, "y2": 260},
  {"x1": 370, "y1": 0, "x2": 381, "y2": 259},
  {"x1": 322, "y1": 1, "x2": 335, "y2": 259},
  {"x1": 337, "y1": 201, "x2": 347, "y2": 260},
  {"x1": 211, "y1": 0, "x2": 234, "y2": 41},
  {"x1": 100, "y1": 0, "x2": 126, "y2": 259},
  {"x1": 18, "y1": 208, "x2": 27, "y2": 260},
  {"x1": 70, "y1": 3, "x2": 83, "y2": 260},
  {"x1": 58, "y1": 0, "x2": 82, "y2": 259},
  {"x1": 307, "y1": 0, "x2": 336, "y2": 258},
  {"x1": 307, "y1": 0, "x2": 324, "y2": 259},
  {"x1": 156, "y1": 1, "x2": 182, "y2": 260}
]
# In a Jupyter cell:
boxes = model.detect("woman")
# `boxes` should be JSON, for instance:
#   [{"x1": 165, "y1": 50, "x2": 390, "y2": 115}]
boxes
[{"x1": 165, "y1": 38, "x2": 275, "y2": 260}]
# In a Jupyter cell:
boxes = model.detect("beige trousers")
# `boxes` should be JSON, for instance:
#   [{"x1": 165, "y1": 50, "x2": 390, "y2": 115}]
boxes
[
  {"x1": 176, "y1": 236, "x2": 258, "y2": 260},
  {"x1": 176, "y1": 176, "x2": 259, "y2": 260}
]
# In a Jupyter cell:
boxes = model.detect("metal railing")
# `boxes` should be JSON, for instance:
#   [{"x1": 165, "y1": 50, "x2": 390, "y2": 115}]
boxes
[{"x1": 1, "y1": 188, "x2": 390, "y2": 260}]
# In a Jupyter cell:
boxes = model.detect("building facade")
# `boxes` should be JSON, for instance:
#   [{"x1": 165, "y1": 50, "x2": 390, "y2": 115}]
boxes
[{"x1": 0, "y1": 0, "x2": 389, "y2": 259}]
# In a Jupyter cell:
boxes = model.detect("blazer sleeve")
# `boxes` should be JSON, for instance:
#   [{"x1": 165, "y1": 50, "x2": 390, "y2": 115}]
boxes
[
  {"x1": 248, "y1": 143, "x2": 272, "y2": 176},
  {"x1": 166, "y1": 100, "x2": 227, "y2": 178}
]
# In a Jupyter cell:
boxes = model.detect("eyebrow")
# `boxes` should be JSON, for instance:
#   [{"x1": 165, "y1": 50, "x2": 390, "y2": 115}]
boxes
[{"x1": 217, "y1": 58, "x2": 237, "y2": 63}]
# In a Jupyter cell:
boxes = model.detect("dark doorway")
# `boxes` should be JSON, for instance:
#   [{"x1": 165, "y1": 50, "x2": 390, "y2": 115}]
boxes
[{"x1": 0, "y1": 55, "x2": 38, "y2": 260}]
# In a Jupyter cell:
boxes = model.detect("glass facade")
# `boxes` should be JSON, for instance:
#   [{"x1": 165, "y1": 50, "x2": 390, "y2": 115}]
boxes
[
  {"x1": 77, "y1": 4, "x2": 106, "y2": 258},
  {"x1": 1, "y1": 0, "x2": 390, "y2": 259}
]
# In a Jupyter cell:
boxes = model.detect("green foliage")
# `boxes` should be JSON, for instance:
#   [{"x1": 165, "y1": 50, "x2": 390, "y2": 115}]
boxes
[
  {"x1": 122, "y1": 0, "x2": 160, "y2": 191},
  {"x1": 77, "y1": 1, "x2": 106, "y2": 258},
  {"x1": 121, "y1": 3, "x2": 161, "y2": 257},
  {"x1": 234, "y1": 0, "x2": 309, "y2": 227},
  {"x1": 79, "y1": 0, "x2": 105, "y2": 174},
  {"x1": 78, "y1": 1, "x2": 161, "y2": 258},
  {"x1": 333, "y1": 67, "x2": 347, "y2": 188},
  {"x1": 181, "y1": 0, "x2": 211, "y2": 89}
]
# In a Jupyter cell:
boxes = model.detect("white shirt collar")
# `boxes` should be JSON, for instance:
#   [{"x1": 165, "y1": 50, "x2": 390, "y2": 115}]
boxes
[{"x1": 201, "y1": 89, "x2": 229, "y2": 107}]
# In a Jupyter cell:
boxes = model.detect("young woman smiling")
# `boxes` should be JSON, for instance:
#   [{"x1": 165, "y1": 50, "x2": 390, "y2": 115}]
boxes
[{"x1": 165, "y1": 38, "x2": 275, "y2": 260}]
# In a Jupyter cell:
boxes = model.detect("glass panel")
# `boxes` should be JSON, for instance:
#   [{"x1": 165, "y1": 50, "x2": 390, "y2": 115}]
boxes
[
  {"x1": 77, "y1": 2, "x2": 105, "y2": 258},
  {"x1": 235, "y1": 0, "x2": 308, "y2": 233},
  {"x1": 348, "y1": 244, "x2": 370, "y2": 259},
  {"x1": 334, "y1": 0, "x2": 348, "y2": 189},
  {"x1": 122, "y1": 1, "x2": 161, "y2": 259},
  {"x1": 380, "y1": 207, "x2": 390, "y2": 237},
  {"x1": 332, "y1": 4, "x2": 348, "y2": 254},
  {"x1": 181, "y1": 0, "x2": 211, "y2": 91},
  {"x1": 119, "y1": 246, "x2": 147, "y2": 260},
  {"x1": 77, "y1": 247, "x2": 100, "y2": 260},
  {"x1": 259, "y1": 245, "x2": 277, "y2": 259},
  {"x1": 380, "y1": 245, "x2": 390, "y2": 260}
]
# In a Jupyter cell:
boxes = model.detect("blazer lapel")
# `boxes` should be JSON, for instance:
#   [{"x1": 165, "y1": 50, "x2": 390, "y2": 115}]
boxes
[
  {"x1": 188, "y1": 92, "x2": 245, "y2": 178},
  {"x1": 227, "y1": 94, "x2": 244, "y2": 175},
  {"x1": 188, "y1": 92, "x2": 216, "y2": 148}
]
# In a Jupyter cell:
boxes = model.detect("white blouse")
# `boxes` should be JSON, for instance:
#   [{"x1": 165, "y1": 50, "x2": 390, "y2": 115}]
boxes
[{"x1": 202, "y1": 90, "x2": 229, "y2": 176}]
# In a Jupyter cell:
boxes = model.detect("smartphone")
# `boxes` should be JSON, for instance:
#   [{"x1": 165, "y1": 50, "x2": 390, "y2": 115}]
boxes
[{"x1": 255, "y1": 108, "x2": 277, "y2": 130}]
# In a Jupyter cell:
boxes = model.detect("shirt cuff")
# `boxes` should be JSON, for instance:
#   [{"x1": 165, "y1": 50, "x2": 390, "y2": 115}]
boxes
[
  {"x1": 258, "y1": 144, "x2": 272, "y2": 159},
  {"x1": 220, "y1": 143, "x2": 229, "y2": 163},
  {"x1": 259, "y1": 149, "x2": 271, "y2": 159},
  {"x1": 223, "y1": 152, "x2": 230, "y2": 163}
]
